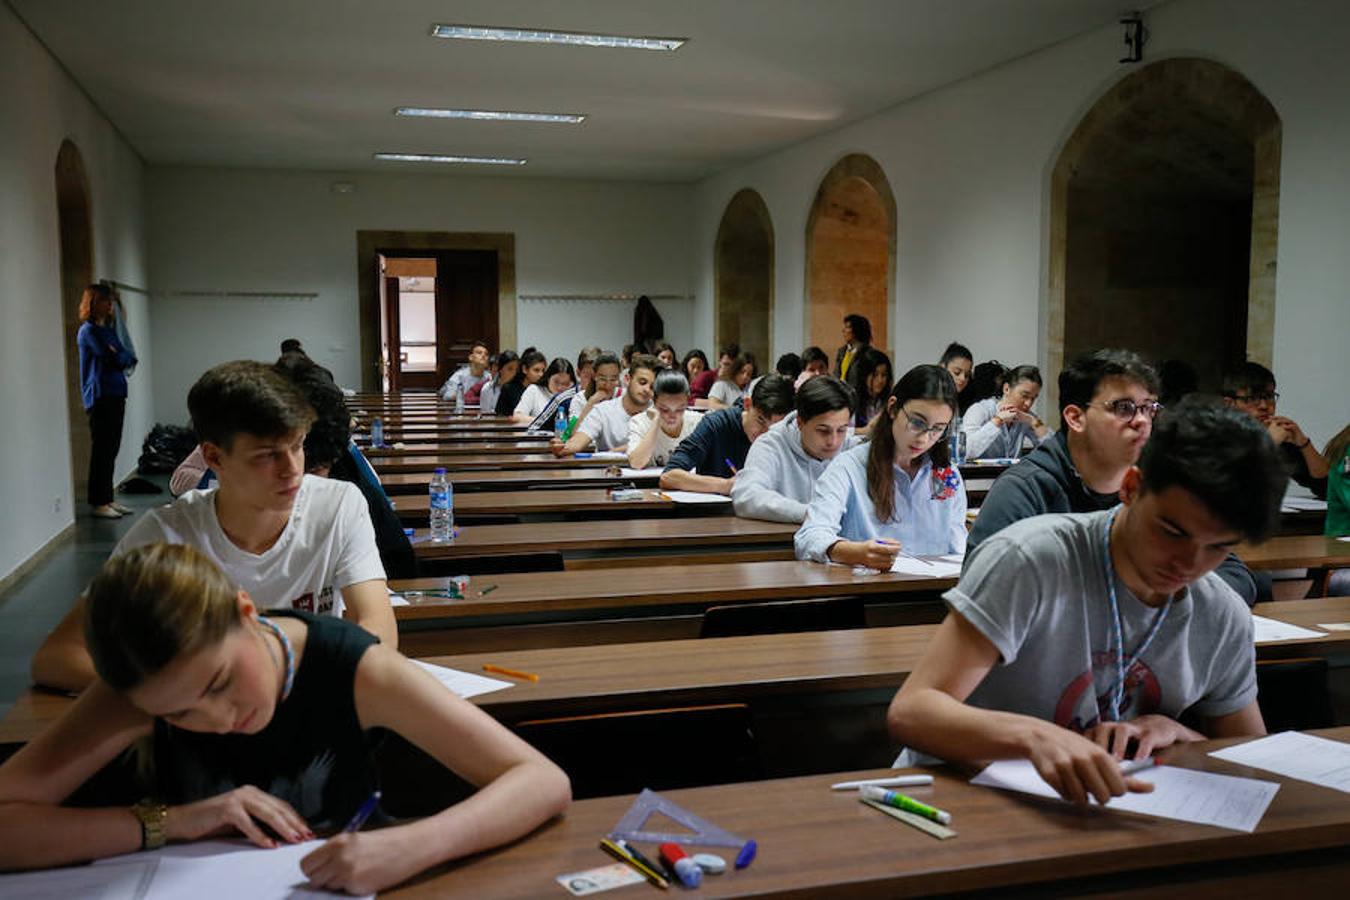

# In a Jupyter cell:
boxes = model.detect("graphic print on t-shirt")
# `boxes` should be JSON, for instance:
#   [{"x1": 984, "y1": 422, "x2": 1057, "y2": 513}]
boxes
[
  {"x1": 290, "y1": 586, "x2": 335, "y2": 615},
  {"x1": 1053, "y1": 652, "x2": 1161, "y2": 732}
]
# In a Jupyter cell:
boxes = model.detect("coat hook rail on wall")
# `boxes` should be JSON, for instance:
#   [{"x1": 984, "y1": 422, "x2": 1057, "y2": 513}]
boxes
[
  {"x1": 517, "y1": 292, "x2": 693, "y2": 302},
  {"x1": 104, "y1": 281, "x2": 316, "y2": 302}
]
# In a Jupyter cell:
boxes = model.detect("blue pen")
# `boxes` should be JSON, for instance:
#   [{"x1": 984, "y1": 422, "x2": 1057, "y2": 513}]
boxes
[
  {"x1": 724, "y1": 457, "x2": 739, "y2": 475},
  {"x1": 343, "y1": 790, "x2": 381, "y2": 832}
]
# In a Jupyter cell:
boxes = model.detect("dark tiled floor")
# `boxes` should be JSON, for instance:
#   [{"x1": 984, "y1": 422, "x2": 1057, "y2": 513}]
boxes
[{"x1": 0, "y1": 474, "x2": 171, "y2": 716}]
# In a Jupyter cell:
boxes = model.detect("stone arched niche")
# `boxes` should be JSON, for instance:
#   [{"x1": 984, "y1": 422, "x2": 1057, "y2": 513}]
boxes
[
  {"x1": 714, "y1": 189, "x2": 774, "y2": 366},
  {"x1": 56, "y1": 139, "x2": 94, "y2": 501},
  {"x1": 805, "y1": 154, "x2": 895, "y2": 360},
  {"x1": 1047, "y1": 58, "x2": 1281, "y2": 408}
]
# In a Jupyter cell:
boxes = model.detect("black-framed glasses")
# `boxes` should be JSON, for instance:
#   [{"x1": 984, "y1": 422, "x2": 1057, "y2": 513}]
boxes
[
  {"x1": 1231, "y1": 391, "x2": 1279, "y2": 404},
  {"x1": 1089, "y1": 399, "x2": 1164, "y2": 421},
  {"x1": 899, "y1": 406, "x2": 951, "y2": 438}
]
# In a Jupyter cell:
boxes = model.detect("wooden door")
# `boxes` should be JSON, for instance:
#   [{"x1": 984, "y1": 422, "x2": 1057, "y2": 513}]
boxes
[{"x1": 434, "y1": 250, "x2": 499, "y2": 374}]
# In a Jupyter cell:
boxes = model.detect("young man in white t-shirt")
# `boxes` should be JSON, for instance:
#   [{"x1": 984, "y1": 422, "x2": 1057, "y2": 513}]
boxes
[
  {"x1": 626, "y1": 370, "x2": 702, "y2": 469},
  {"x1": 887, "y1": 398, "x2": 1285, "y2": 807},
  {"x1": 31, "y1": 361, "x2": 395, "y2": 692},
  {"x1": 552, "y1": 355, "x2": 657, "y2": 456}
]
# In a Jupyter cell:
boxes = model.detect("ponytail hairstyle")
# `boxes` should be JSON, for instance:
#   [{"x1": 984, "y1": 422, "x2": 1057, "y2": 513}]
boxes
[
  {"x1": 1000, "y1": 364, "x2": 1043, "y2": 393},
  {"x1": 493, "y1": 350, "x2": 520, "y2": 387},
  {"x1": 77, "y1": 283, "x2": 114, "y2": 324},
  {"x1": 84, "y1": 543, "x2": 243, "y2": 691},
  {"x1": 513, "y1": 350, "x2": 547, "y2": 384},
  {"x1": 866, "y1": 365, "x2": 958, "y2": 523}
]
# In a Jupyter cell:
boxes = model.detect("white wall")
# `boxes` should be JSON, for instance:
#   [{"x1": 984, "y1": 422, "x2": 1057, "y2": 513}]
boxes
[
  {"x1": 146, "y1": 168, "x2": 693, "y2": 421},
  {"x1": 0, "y1": 5, "x2": 150, "y2": 581},
  {"x1": 691, "y1": 0, "x2": 1350, "y2": 444}
]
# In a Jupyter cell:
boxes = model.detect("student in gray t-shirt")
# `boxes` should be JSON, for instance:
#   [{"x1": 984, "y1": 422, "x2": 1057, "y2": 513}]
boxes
[{"x1": 888, "y1": 397, "x2": 1287, "y2": 807}]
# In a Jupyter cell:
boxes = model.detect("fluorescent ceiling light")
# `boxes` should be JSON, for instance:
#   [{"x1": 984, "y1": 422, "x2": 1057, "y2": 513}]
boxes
[
  {"x1": 430, "y1": 24, "x2": 686, "y2": 51},
  {"x1": 395, "y1": 107, "x2": 585, "y2": 124},
  {"x1": 374, "y1": 153, "x2": 526, "y2": 166}
]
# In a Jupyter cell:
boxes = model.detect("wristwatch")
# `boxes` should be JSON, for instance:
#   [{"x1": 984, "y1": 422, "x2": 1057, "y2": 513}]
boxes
[{"x1": 132, "y1": 799, "x2": 168, "y2": 850}]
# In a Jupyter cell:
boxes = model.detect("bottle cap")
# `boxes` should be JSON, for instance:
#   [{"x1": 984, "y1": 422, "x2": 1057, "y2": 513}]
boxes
[{"x1": 434, "y1": 467, "x2": 447, "y2": 474}]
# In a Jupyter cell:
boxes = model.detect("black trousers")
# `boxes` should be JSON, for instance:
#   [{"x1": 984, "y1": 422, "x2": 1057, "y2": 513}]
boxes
[{"x1": 87, "y1": 395, "x2": 126, "y2": 507}]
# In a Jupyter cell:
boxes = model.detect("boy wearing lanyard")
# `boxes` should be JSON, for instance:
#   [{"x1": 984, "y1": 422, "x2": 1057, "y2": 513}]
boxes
[{"x1": 887, "y1": 398, "x2": 1285, "y2": 807}]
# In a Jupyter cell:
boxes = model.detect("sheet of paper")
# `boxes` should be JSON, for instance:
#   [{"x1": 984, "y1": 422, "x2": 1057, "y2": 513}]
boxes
[
  {"x1": 0, "y1": 858, "x2": 156, "y2": 900},
  {"x1": 1339, "y1": 536, "x2": 1350, "y2": 544},
  {"x1": 1210, "y1": 731, "x2": 1350, "y2": 793},
  {"x1": 94, "y1": 839, "x2": 369, "y2": 899},
  {"x1": 388, "y1": 592, "x2": 410, "y2": 607},
  {"x1": 1280, "y1": 497, "x2": 1328, "y2": 512},
  {"x1": 1251, "y1": 614, "x2": 1324, "y2": 643},
  {"x1": 413, "y1": 659, "x2": 513, "y2": 699},
  {"x1": 890, "y1": 553, "x2": 964, "y2": 578},
  {"x1": 971, "y1": 758, "x2": 1278, "y2": 832},
  {"x1": 556, "y1": 862, "x2": 647, "y2": 895},
  {"x1": 583, "y1": 451, "x2": 628, "y2": 461},
  {"x1": 1318, "y1": 622, "x2": 1350, "y2": 631},
  {"x1": 661, "y1": 490, "x2": 732, "y2": 504},
  {"x1": 619, "y1": 467, "x2": 665, "y2": 478}
]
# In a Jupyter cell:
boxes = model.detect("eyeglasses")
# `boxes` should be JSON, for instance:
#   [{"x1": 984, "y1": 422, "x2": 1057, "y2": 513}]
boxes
[
  {"x1": 1088, "y1": 399, "x2": 1164, "y2": 421},
  {"x1": 899, "y1": 407, "x2": 951, "y2": 438},
  {"x1": 1231, "y1": 391, "x2": 1278, "y2": 404}
]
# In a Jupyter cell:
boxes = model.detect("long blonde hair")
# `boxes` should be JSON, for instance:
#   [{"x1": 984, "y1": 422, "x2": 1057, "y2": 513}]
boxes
[{"x1": 84, "y1": 543, "x2": 242, "y2": 691}]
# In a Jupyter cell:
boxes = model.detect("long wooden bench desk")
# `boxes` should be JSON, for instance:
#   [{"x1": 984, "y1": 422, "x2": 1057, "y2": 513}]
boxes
[
  {"x1": 394, "y1": 487, "x2": 681, "y2": 523},
  {"x1": 409, "y1": 515, "x2": 796, "y2": 563},
  {"x1": 10, "y1": 604, "x2": 1346, "y2": 748},
  {"x1": 372, "y1": 453, "x2": 624, "y2": 474},
  {"x1": 1240, "y1": 535, "x2": 1350, "y2": 596},
  {"x1": 364, "y1": 440, "x2": 555, "y2": 456},
  {"x1": 380, "y1": 467, "x2": 662, "y2": 494},
  {"x1": 387, "y1": 729, "x2": 1350, "y2": 899},
  {"x1": 358, "y1": 430, "x2": 552, "y2": 445}
]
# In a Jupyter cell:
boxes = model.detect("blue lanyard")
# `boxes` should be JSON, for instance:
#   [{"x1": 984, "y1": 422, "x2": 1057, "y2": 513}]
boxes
[{"x1": 1100, "y1": 507, "x2": 1170, "y2": 722}]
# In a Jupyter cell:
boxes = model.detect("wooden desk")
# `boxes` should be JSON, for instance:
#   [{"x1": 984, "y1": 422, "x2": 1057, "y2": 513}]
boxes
[
  {"x1": 380, "y1": 467, "x2": 662, "y2": 494},
  {"x1": 360, "y1": 431, "x2": 552, "y2": 445},
  {"x1": 364, "y1": 441, "x2": 554, "y2": 457},
  {"x1": 371, "y1": 453, "x2": 623, "y2": 474},
  {"x1": 409, "y1": 515, "x2": 795, "y2": 562},
  {"x1": 1239, "y1": 535, "x2": 1350, "y2": 569},
  {"x1": 388, "y1": 729, "x2": 1350, "y2": 898},
  {"x1": 393, "y1": 488, "x2": 676, "y2": 523}
]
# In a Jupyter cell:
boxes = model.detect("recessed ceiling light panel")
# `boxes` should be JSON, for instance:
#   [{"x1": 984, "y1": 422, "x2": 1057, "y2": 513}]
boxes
[
  {"x1": 374, "y1": 153, "x2": 526, "y2": 166},
  {"x1": 430, "y1": 24, "x2": 686, "y2": 51},
  {"x1": 395, "y1": 107, "x2": 586, "y2": 124}
]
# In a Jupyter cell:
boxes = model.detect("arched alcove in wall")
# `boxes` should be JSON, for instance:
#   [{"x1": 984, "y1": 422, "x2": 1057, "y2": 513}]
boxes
[
  {"x1": 1047, "y1": 58, "x2": 1281, "y2": 408},
  {"x1": 714, "y1": 189, "x2": 774, "y2": 366},
  {"x1": 805, "y1": 154, "x2": 895, "y2": 361},
  {"x1": 56, "y1": 139, "x2": 94, "y2": 502}
]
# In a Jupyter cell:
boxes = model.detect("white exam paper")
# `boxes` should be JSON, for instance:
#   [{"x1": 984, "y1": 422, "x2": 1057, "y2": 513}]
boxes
[
  {"x1": 970, "y1": 758, "x2": 1278, "y2": 832},
  {"x1": 619, "y1": 467, "x2": 665, "y2": 478},
  {"x1": 1209, "y1": 731, "x2": 1350, "y2": 793},
  {"x1": 0, "y1": 858, "x2": 155, "y2": 900},
  {"x1": 662, "y1": 490, "x2": 732, "y2": 504},
  {"x1": 413, "y1": 659, "x2": 514, "y2": 699},
  {"x1": 1251, "y1": 614, "x2": 1324, "y2": 643},
  {"x1": 890, "y1": 553, "x2": 964, "y2": 578},
  {"x1": 92, "y1": 839, "x2": 370, "y2": 899},
  {"x1": 1280, "y1": 497, "x2": 1328, "y2": 512}
]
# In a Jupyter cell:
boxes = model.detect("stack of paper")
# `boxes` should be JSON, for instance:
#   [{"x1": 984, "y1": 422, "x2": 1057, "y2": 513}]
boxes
[
  {"x1": 1251, "y1": 614, "x2": 1324, "y2": 643},
  {"x1": 661, "y1": 490, "x2": 732, "y2": 504},
  {"x1": 1210, "y1": 731, "x2": 1350, "y2": 793},
  {"x1": 970, "y1": 758, "x2": 1278, "y2": 832},
  {"x1": 619, "y1": 466, "x2": 665, "y2": 478}
]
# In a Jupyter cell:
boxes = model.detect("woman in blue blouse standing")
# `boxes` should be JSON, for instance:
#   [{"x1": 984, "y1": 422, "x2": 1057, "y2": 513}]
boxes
[
  {"x1": 795, "y1": 364, "x2": 967, "y2": 568},
  {"x1": 77, "y1": 283, "x2": 136, "y2": 518}
]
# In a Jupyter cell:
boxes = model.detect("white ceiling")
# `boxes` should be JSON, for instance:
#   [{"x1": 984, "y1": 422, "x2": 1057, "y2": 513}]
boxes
[{"x1": 14, "y1": 0, "x2": 1142, "y2": 181}]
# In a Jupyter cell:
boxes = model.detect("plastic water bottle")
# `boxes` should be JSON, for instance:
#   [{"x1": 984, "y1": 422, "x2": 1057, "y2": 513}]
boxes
[
  {"x1": 429, "y1": 467, "x2": 453, "y2": 542},
  {"x1": 949, "y1": 423, "x2": 967, "y2": 466},
  {"x1": 555, "y1": 405, "x2": 569, "y2": 441},
  {"x1": 371, "y1": 417, "x2": 384, "y2": 449},
  {"x1": 454, "y1": 388, "x2": 465, "y2": 414}
]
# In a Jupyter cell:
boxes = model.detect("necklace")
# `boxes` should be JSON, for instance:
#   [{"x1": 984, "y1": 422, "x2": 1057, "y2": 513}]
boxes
[
  {"x1": 256, "y1": 616, "x2": 296, "y2": 701},
  {"x1": 1100, "y1": 507, "x2": 1170, "y2": 722}
]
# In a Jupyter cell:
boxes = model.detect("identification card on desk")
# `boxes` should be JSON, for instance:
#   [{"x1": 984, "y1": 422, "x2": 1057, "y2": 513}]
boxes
[{"x1": 556, "y1": 863, "x2": 646, "y2": 895}]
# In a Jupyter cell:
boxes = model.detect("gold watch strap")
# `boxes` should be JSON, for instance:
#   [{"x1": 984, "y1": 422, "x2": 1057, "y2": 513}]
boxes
[{"x1": 132, "y1": 799, "x2": 168, "y2": 850}]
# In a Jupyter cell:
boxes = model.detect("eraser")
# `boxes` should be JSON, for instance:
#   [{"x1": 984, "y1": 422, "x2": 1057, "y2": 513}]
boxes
[{"x1": 691, "y1": 853, "x2": 726, "y2": 875}]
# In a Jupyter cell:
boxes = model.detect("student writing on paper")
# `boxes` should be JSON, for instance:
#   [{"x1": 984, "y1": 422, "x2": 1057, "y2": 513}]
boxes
[
  {"x1": 959, "y1": 363, "x2": 1050, "y2": 459},
  {"x1": 844, "y1": 347, "x2": 892, "y2": 438},
  {"x1": 794, "y1": 365, "x2": 967, "y2": 569},
  {"x1": 31, "y1": 361, "x2": 397, "y2": 693},
  {"x1": 705, "y1": 351, "x2": 755, "y2": 410},
  {"x1": 0, "y1": 544, "x2": 570, "y2": 893},
  {"x1": 733, "y1": 376, "x2": 858, "y2": 523},
  {"x1": 970, "y1": 349, "x2": 1261, "y2": 606},
  {"x1": 626, "y1": 370, "x2": 701, "y2": 469},
  {"x1": 887, "y1": 398, "x2": 1285, "y2": 807},
  {"x1": 938, "y1": 342, "x2": 974, "y2": 413},
  {"x1": 513, "y1": 356, "x2": 576, "y2": 424},
  {"x1": 553, "y1": 354, "x2": 657, "y2": 456},
  {"x1": 660, "y1": 374, "x2": 794, "y2": 496},
  {"x1": 565, "y1": 351, "x2": 621, "y2": 433}
]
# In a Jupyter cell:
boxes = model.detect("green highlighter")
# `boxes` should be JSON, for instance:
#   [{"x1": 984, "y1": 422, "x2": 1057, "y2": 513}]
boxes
[{"x1": 860, "y1": 784, "x2": 952, "y2": 825}]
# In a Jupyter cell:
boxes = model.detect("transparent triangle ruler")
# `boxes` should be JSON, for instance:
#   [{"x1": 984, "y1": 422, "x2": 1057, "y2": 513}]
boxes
[{"x1": 608, "y1": 788, "x2": 749, "y2": 850}]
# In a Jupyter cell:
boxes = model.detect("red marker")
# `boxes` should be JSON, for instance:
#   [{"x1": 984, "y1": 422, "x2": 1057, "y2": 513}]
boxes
[{"x1": 659, "y1": 842, "x2": 702, "y2": 888}]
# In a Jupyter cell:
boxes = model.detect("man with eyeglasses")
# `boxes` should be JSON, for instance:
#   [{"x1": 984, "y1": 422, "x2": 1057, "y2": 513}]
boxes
[
  {"x1": 970, "y1": 349, "x2": 1260, "y2": 604},
  {"x1": 661, "y1": 375, "x2": 795, "y2": 496},
  {"x1": 1222, "y1": 361, "x2": 1328, "y2": 499}
]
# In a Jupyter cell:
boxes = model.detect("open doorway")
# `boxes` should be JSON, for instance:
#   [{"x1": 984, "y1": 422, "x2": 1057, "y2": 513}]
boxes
[
  {"x1": 56, "y1": 139, "x2": 94, "y2": 503},
  {"x1": 1047, "y1": 58, "x2": 1281, "y2": 410},
  {"x1": 714, "y1": 189, "x2": 774, "y2": 366},
  {"x1": 358, "y1": 232, "x2": 515, "y2": 392}
]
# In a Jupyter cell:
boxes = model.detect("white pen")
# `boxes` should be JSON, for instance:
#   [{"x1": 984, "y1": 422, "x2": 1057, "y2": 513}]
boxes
[
  {"x1": 1119, "y1": 757, "x2": 1158, "y2": 775},
  {"x1": 830, "y1": 774, "x2": 935, "y2": 791}
]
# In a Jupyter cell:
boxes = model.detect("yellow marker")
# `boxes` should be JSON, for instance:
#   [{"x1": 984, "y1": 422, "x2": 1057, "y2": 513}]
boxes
[{"x1": 599, "y1": 838, "x2": 669, "y2": 889}]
